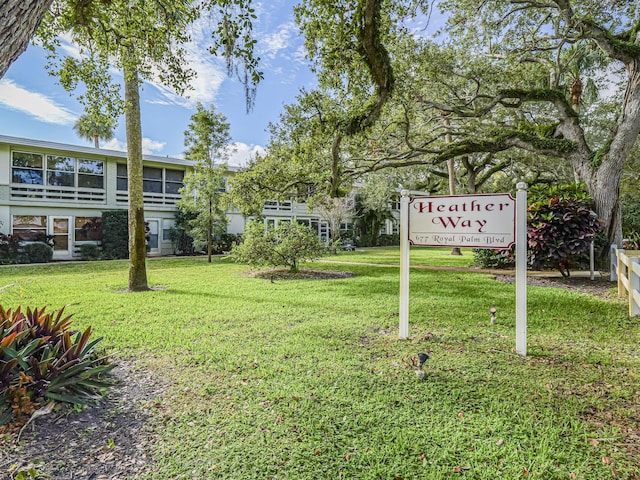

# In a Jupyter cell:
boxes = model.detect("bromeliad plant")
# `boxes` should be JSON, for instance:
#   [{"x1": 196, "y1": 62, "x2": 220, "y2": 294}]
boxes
[{"x1": 0, "y1": 305, "x2": 114, "y2": 425}]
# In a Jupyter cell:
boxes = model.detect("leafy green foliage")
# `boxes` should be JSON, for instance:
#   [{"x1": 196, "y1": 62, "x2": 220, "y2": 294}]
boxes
[
  {"x1": 79, "y1": 244, "x2": 101, "y2": 261},
  {"x1": 101, "y1": 211, "x2": 129, "y2": 260},
  {"x1": 353, "y1": 191, "x2": 395, "y2": 247},
  {"x1": 178, "y1": 103, "x2": 231, "y2": 262},
  {"x1": 22, "y1": 242, "x2": 53, "y2": 264},
  {"x1": 472, "y1": 247, "x2": 516, "y2": 269},
  {"x1": 0, "y1": 306, "x2": 113, "y2": 424},
  {"x1": 73, "y1": 113, "x2": 115, "y2": 149},
  {"x1": 528, "y1": 195, "x2": 602, "y2": 277},
  {"x1": 473, "y1": 184, "x2": 602, "y2": 273},
  {"x1": 211, "y1": 233, "x2": 242, "y2": 255},
  {"x1": 230, "y1": 220, "x2": 325, "y2": 272},
  {"x1": 168, "y1": 210, "x2": 196, "y2": 256},
  {"x1": 621, "y1": 193, "x2": 640, "y2": 238},
  {"x1": 0, "y1": 234, "x2": 22, "y2": 265}
]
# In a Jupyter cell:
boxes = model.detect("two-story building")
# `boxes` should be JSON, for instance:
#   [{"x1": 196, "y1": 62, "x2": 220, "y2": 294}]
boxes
[{"x1": 0, "y1": 135, "x2": 361, "y2": 260}]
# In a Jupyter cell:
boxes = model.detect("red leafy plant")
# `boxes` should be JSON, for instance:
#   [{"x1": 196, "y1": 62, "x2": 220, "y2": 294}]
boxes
[{"x1": 0, "y1": 305, "x2": 114, "y2": 425}]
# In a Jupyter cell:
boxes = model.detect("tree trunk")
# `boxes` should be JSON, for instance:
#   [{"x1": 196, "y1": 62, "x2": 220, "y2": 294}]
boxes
[
  {"x1": 444, "y1": 116, "x2": 462, "y2": 256},
  {"x1": 0, "y1": 0, "x2": 52, "y2": 78},
  {"x1": 94, "y1": 134, "x2": 99, "y2": 149},
  {"x1": 124, "y1": 64, "x2": 149, "y2": 291}
]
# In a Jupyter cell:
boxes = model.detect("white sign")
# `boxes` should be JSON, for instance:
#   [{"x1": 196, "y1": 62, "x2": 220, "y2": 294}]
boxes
[
  {"x1": 408, "y1": 194, "x2": 516, "y2": 248},
  {"x1": 399, "y1": 187, "x2": 528, "y2": 356}
]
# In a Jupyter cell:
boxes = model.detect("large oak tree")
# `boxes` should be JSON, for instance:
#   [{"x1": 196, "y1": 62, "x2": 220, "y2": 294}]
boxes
[
  {"x1": 0, "y1": 0, "x2": 52, "y2": 78},
  {"x1": 293, "y1": 0, "x2": 640, "y2": 252}
]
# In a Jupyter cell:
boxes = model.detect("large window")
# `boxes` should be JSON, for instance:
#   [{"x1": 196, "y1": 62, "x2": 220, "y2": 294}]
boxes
[
  {"x1": 78, "y1": 160, "x2": 104, "y2": 188},
  {"x1": 12, "y1": 216, "x2": 47, "y2": 241},
  {"x1": 75, "y1": 217, "x2": 103, "y2": 241},
  {"x1": 12, "y1": 152, "x2": 44, "y2": 185},
  {"x1": 11, "y1": 151, "x2": 103, "y2": 189},
  {"x1": 117, "y1": 164, "x2": 185, "y2": 194},
  {"x1": 143, "y1": 167, "x2": 163, "y2": 193},
  {"x1": 165, "y1": 169, "x2": 184, "y2": 194},
  {"x1": 47, "y1": 155, "x2": 75, "y2": 187}
]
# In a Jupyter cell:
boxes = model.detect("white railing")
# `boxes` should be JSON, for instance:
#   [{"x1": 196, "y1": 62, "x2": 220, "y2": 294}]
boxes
[
  {"x1": 263, "y1": 200, "x2": 292, "y2": 212},
  {"x1": 611, "y1": 244, "x2": 640, "y2": 316},
  {"x1": 116, "y1": 191, "x2": 181, "y2": 206},
  {"x1": 11, "y1": 184, "x2": 106, "y2": 203}
]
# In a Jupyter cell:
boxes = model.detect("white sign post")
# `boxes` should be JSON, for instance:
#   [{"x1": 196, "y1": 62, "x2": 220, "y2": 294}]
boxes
[
  {"x1": 515, "y1": 183, "x2": 528, "y2": 356},
  {"x1": 399, "y1": 190, "x2": 410, "y2": 339},
  {"x1": 399, "y1": 187, "x2": 528, "y2": 355}
]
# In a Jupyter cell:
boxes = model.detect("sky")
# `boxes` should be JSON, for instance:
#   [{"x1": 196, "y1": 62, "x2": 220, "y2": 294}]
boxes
[{"x1": 0, "y1": 1, "x2": 317, "y2": 167}]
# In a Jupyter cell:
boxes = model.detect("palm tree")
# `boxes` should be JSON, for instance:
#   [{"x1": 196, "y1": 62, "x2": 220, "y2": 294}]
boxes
[{"x1": 73, "y1": 114, "x2": 114, "y2": 149}]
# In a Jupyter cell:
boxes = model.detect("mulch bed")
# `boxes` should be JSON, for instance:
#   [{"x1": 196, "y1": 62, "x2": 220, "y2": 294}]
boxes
[
  {"x1": 496, "y1": 273, "x2": 619, "y2": 300},
  {"x1": 1, "y1": 361, "x2": 166, "y2": 480}
]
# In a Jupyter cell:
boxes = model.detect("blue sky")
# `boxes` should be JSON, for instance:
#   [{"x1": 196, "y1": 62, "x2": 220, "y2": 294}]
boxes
[{"x1": 0, "y1": 1, "x2": 316, "y2": 166}]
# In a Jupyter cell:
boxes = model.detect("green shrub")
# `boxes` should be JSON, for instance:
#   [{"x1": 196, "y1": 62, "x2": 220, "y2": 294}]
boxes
[
  {"x1": 472, "y1": 248, "x2": 516, "y2": 269},
  {"x1": 102, "y1": 210, "x2": 129, "y2": 259},
  {"x1": 23, "y1": 242, "x2": 53, "y2": 263},
  {"x1": 473, "y1": 183, "x2": 602, "y2": 274},
  {"x1": 621, "y1": 193, "x2": 640, "y2": 238},
  {"x1": 211, "y1": 233, "x2": 242, "y2": 254},
  {"x1": 79, "y1": 243, "x2": 101, "y2": 261},
  {"x1": 0, "y1": 234, "x2": 21, "y2": 265},
  {"x1": 378, "y1": 234, "x2": 400, "y2": 246},
  {"x1": 230, "y1": 220, "x2": 325, "y2": 273},
  {"x1": 0, "y1": 306, "x2": 113, "y2": 425},
  {"x1": 528, "y1": 196, "x2": 602, "y2": 277}
]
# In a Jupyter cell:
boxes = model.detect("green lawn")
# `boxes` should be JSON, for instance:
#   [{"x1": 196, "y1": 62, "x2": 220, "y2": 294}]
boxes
[
  {"x1": 1, "y1": 254, "x2": 638, "y2": 479},
  {"x1": 325, "y1": 245, "x2": 477, "y2": 267}
]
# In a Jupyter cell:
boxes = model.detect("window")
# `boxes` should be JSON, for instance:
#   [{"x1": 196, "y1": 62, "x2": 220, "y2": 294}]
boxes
[
  {"x1": 47, "y1": 155, "x2": 75, "y2": 187},
  {"x1": 143, "y1": 167, "x2": 163, "y2": 193},
  {"x1": 117, "y1": 164, "x2": 128, "y2": 191},
  {"x1": 75, "y1": 217, "x2": 103, "y2": 241},
  {"x1": 118, "y1": 165, "x2": 185, "y2": 194},
  {"x1": 12, "y1": 215, "x2": 47, "y2": 241},
  {"x1": 165, "y1": 169, "x2": 184, "y2": 194},
  {"x1": 12, "y1": 152, "x2": 44, "y2": 185},
  {"x1": 78, "y1": 159, "x2": 104, "y2": 188},
  {"x1": 12, "y1": 151, "x2": 104, "y2": 189},
  {"x1": 218, "y1": 177, "x2": 227, "y2": 193},
  {"x1": 162, "y1": 220, "x2": 175, "y2": 241}
]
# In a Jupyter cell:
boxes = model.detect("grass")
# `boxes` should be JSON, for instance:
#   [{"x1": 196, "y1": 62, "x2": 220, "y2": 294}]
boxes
[
  {"x1": 1, "y1": 251, "x2": 638, "y2": 479},
  {"x1": 324, "y1": 246, "x2": 477, "y2": 267}
]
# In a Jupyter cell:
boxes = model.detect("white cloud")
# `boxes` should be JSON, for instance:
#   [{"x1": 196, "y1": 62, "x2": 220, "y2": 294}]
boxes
[
  {"x1": 260, "y1": 22, "x2": 297, "y2": 59},
  {"x1": 146, "y1": 17, "x2": 227, "y2": 108},
  {"x1": 225, "y1": 142, "x2": 266, "y2": 167},
  {"x1": 0, "y1": 79, "x2": 77, "y2": 125},
  {"x1": 103, "y1": 137, "x2": 166, "y2": 155}
]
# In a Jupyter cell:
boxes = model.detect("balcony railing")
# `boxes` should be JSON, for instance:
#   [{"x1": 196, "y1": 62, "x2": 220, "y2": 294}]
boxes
[
  {"x1": 116, "y1": 191, "x2": 181, "y2": 206},
  {"x1": 264, "y1": 200, "x2": 292, "y2": 212},
  {"x1": 11, "y1": 184, "x2": 106, "y2": 203}
]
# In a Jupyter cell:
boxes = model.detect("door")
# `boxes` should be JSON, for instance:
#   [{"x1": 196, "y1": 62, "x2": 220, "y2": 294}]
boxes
[
  {"x1": 146, "y1": 219, "x2": 160, "y2": 255},
  {"x1": 49, "y1": 216, "x2": 72, "y2": 259}
]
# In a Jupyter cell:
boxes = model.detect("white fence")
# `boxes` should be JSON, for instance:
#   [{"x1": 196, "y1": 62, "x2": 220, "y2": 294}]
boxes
[{"x1": 611, "y1": 244, "x2": 640, "y2": 316}]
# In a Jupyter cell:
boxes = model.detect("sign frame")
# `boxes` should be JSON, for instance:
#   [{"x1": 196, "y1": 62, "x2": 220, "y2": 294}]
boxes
[
  {"x1": 399, "y1": 184, "x2": 528, "y2": 355},
  {"x1": 408, "y1": 193, "x2": 516, "y2": 249}
]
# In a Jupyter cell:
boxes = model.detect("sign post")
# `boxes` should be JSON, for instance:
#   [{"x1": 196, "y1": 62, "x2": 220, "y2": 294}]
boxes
[
  {"x1": 399, "y1": 189, "x2": 528, "y2": 355},
  {"x1": 399, "y1": 190, "x2": 410, "y2": 339},
  {"x1": 515, "y1": 183, "x2": 527, "y2": 356}
]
